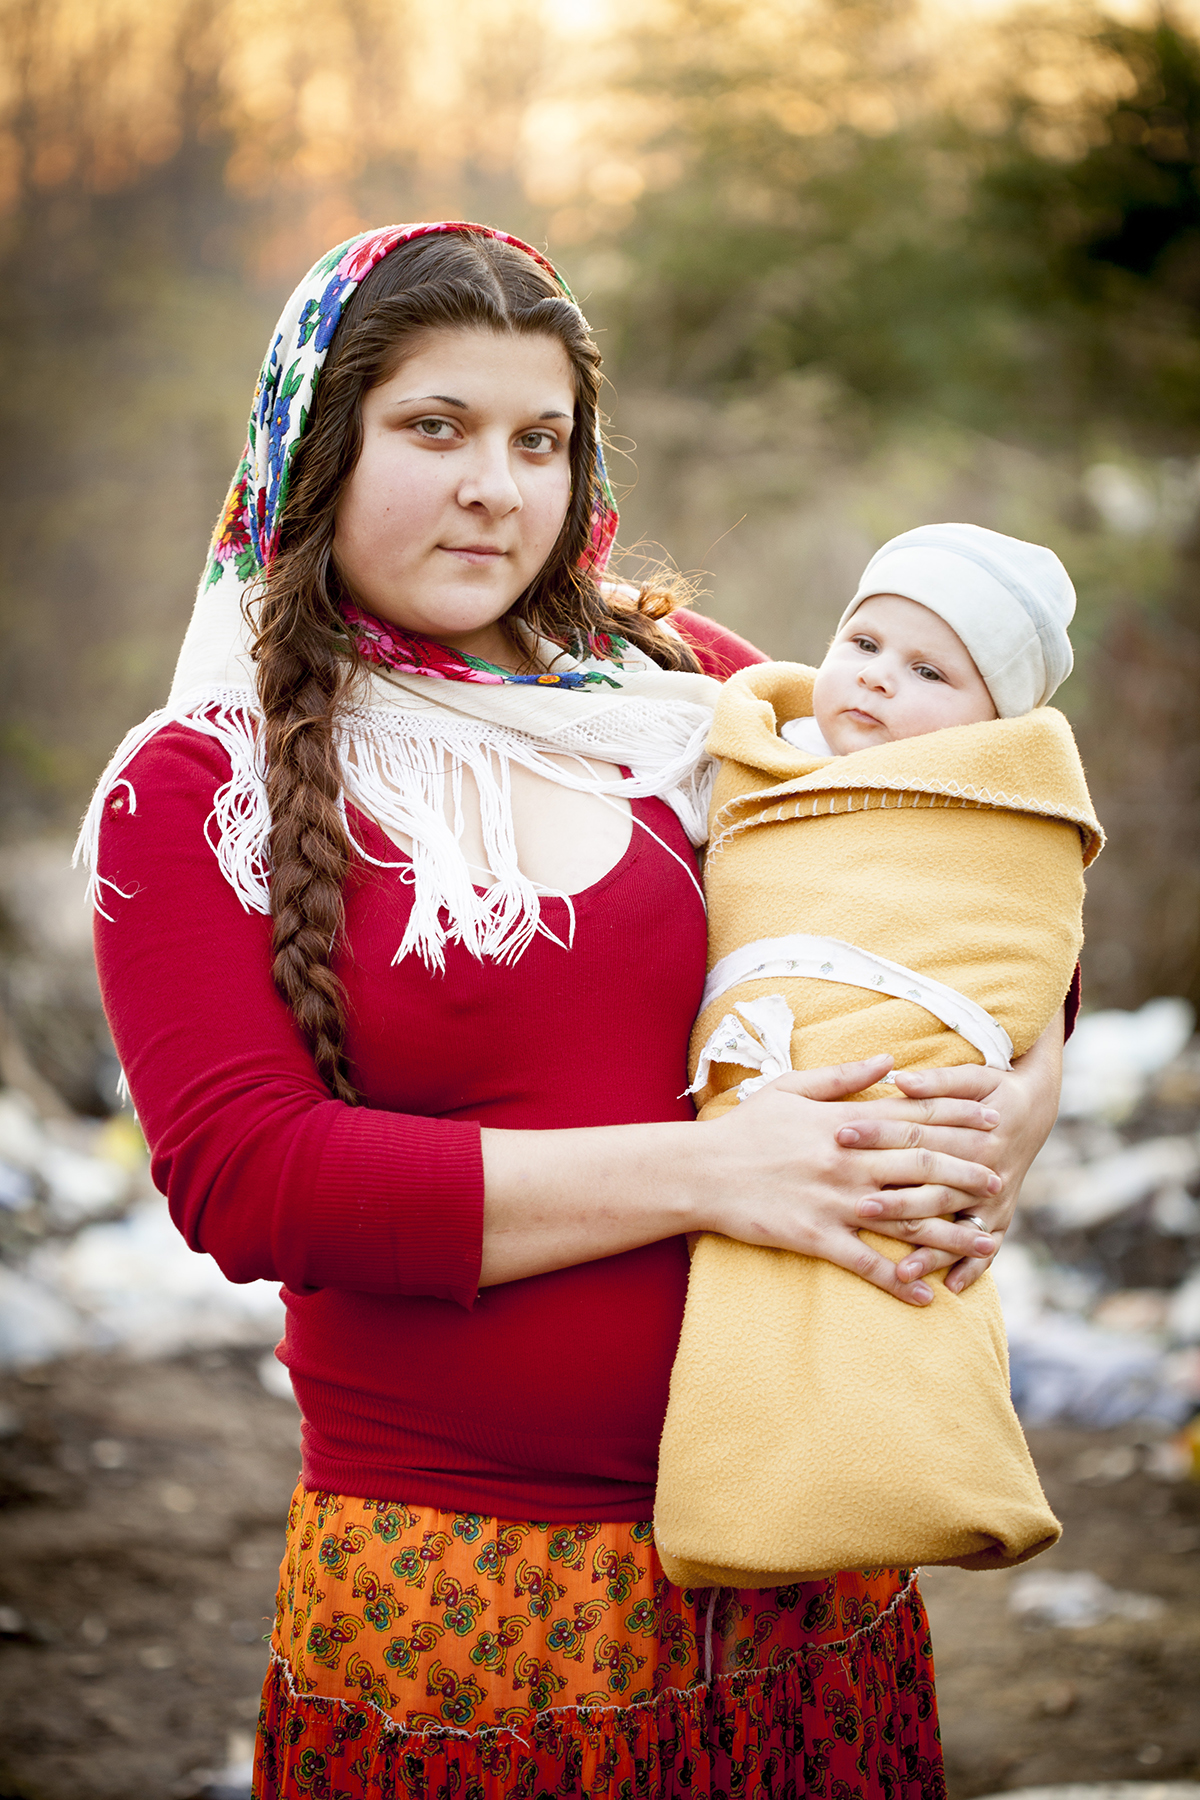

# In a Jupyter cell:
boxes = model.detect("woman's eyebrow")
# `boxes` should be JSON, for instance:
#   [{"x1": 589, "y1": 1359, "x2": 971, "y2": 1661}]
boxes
[{"x1": 395, "y1": 397, "x2": 571, "y2": 420}]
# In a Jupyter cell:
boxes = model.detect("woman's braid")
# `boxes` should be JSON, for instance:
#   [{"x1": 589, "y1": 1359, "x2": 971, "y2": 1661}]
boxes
[{"x1": 258, "y1": 621, "x2": 357, "y2": 1104}]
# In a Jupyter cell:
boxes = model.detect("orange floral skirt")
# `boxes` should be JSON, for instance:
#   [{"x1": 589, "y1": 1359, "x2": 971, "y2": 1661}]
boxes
[{"x1": 253, "y1": 1485, "x2": 945, "y2": 1799}]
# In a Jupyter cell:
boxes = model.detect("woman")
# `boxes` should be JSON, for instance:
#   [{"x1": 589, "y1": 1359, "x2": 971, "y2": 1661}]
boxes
[{"x1": 82, "y1": 223, "x2": 1062, "y2": 1799}]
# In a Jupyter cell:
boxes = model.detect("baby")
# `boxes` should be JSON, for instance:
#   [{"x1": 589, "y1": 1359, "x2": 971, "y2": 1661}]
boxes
[
  {"x1": 781, "y1": 520, "x2": 1074, "y2": 757},
  {"x1": 653, "y1": 522, "x2": 1104, "y2": 1593}
]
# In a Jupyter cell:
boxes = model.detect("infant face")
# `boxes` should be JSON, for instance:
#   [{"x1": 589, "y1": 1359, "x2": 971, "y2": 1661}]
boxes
[{"x1": 812, "y1": 594, "x2": 997, "y2": 756}]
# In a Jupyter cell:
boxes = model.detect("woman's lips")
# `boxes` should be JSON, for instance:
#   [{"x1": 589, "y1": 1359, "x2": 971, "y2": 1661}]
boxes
[{"x1": 441, "y1": 544, "x2": 506, "y2": 563}]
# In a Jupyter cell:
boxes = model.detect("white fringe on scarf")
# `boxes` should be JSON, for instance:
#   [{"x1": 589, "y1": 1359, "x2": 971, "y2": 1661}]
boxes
[{"x1": 74, "y1": 683, "x2": 715, "y2": 970}]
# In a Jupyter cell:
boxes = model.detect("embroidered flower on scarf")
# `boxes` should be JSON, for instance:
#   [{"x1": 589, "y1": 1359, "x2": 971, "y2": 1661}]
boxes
[{"x1": 206, "y1": 461, "x2": 256, "y2": 589}]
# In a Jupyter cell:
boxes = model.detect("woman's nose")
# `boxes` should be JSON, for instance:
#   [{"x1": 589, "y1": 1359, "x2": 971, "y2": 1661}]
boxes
[{"x1": 457, "y1": 439, "x2": 522, "y2": 515}]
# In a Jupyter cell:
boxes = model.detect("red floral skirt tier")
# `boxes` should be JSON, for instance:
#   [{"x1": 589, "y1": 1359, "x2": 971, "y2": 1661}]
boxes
[{"x1": 254, "y1": 1486, "x2": 946, "y2": 1799}]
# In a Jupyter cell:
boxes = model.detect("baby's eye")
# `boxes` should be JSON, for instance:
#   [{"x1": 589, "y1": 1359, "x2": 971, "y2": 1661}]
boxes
[
  {"x1": 852, "y1": 636, "x2": 879, "y2": 654},
  {"x1": 915, "y1": 664, "x2": 943, "y2": 682},
  {"x1": 517, "y1": 430, "x2": 558, "y2": 453}
]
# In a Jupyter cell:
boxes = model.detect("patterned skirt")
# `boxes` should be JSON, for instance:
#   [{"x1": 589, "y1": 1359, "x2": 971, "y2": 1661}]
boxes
[{"x1": 254, "y1": 1485, "x2": 946, "y2": 1799}]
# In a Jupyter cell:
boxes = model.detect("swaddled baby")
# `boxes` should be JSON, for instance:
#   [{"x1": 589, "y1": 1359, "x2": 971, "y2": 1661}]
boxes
[{"x1": 653, "y1": 522, "x2": 1103, "y2": 1591}]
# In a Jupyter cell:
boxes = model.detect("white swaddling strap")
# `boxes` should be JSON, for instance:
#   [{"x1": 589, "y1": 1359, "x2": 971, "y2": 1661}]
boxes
[{"x1": 700, "y1": 933, "x2": 1014, "y2": 1071}]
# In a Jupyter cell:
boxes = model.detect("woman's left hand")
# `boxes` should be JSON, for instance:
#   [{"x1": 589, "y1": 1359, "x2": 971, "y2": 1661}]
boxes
[{"x1": 839, "y1": 1009, "x2": 1065, "y2": 1294}]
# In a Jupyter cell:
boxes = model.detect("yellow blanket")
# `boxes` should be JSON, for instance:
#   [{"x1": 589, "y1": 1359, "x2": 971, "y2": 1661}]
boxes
[{"x1": 653, "y1": 662, "x2": 1103, "y2": 1590}]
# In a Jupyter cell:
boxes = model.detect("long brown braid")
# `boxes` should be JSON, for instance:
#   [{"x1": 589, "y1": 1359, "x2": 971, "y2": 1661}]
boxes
[{"x1": 250, "y1": 230, "x2": 700, "y2": 1102}]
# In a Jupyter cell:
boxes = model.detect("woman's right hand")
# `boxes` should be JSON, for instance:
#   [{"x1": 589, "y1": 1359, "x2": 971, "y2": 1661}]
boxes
[{"x1": 698, "y1": 1054, "x2": 1001, "y2": 1306}]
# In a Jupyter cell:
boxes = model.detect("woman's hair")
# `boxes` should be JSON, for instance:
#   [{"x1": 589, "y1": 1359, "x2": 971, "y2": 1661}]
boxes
[{"x1": 251, "y1": 229, "x2": 699, "y2": 1101}]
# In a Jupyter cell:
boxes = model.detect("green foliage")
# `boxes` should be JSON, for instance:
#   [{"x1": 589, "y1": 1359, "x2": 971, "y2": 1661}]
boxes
[
  {"x1": 605, "y1": 4, "x2": 1200, "y2": 439},
  {"x1": 591, "y1": 1, "x2": 1200, "y2": 1008},
  {"x1": 974, "y1": 14, "x2": 1200, "y2": 430}
]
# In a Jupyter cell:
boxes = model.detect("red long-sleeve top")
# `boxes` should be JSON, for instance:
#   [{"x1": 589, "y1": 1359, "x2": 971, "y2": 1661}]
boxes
[{"x1": 94, "y1": 612, "x2": 766, "y2": 1521}]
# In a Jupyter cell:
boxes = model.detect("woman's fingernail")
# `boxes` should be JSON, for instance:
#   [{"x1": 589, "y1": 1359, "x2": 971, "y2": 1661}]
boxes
[
  {"x1": 858, "y1": 1199, "x2": 883, "y2": 1216},
  {"x1": 911, "y1": 1282, "x2": 933, "y2": 1304},
  {"x1": 974, "y1": 1235, "x2": 994, "y2": 1254},
  {"x1": 982, "y1": 1109, "x2": 1001, "y2": 1126},
  {"x1": 837, "y1": 1127, "x2": 861, "y2": 1145},
  {"x1": 987, "y1": 1174, "x2": 1002, "y2": 1193}
]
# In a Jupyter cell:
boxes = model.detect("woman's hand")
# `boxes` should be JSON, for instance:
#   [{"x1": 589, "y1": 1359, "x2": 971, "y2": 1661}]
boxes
[
  {"x1": 478, "y1": 1027, "x2": 1060, "y2": 1299},
  {"x1": 700, "y1": 1055, "x2": 1003, "y2": 1306},
  {"x1": 833, "y1": 1011, "x2": 1065, "y2": 1295},
  {"x1": 479, "y1": 1050, "x2": 1003, "y2": 1297}
]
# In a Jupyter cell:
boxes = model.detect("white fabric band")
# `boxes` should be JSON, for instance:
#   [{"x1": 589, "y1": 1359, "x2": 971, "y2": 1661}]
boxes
[{"x1": 700, "y1": 933, "x2": 1014, "y2": 1071}]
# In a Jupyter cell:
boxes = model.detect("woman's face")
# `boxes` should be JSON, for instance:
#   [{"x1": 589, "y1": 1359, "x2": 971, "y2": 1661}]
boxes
[{"x1": 333, "y1": 325, "x2": 576, "y2": 665}]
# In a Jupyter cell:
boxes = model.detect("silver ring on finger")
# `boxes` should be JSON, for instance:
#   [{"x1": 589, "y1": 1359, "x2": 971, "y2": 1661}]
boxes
[{"x1": 957, "y1": 1212, "x2": 989, "y2": 1232}]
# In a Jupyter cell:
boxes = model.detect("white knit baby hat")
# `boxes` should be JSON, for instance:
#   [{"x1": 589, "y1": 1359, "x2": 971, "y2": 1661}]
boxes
[{"x1": 838, "y1": 522, "x2": 1076, "y2": 717}]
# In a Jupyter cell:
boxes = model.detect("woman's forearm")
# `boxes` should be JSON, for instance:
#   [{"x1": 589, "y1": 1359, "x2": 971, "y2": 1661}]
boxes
[{"x1": 479, "y1": 1119, "x2": 701, "y2": 1285}]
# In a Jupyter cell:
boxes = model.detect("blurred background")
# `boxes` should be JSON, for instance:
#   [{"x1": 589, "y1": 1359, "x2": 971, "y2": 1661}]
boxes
[
  {"x1": 2, "y1": 0, "x2": 1200, "y2": 1049},
  {"x1": 1, "y1": 1, "x2": 1199, "y2": 1796}
]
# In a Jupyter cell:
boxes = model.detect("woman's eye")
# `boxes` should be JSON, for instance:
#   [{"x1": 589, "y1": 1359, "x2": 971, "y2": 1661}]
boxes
[
  {"x1": 517, "y1": 430, "x2": 557, "y2": 453},
  {"x1": 414, "y1": 418, "x2": 456, "y2": 440}
]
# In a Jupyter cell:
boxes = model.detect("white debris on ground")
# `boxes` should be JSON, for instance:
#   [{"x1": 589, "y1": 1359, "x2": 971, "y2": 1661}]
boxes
[
  {"x1": 0, "y1": 836, "x2": 288, "y2": 1395},
  {"x1": 0, "y1": 992, "x2": 1198, "y2": 1452},
  {"x1": 999, "y1": 999, "x2": 1200, "y2": 1437},
  {"x1": 0, "y1": 1085, "x2": 284, "y2": 1371},
  {"x1": 1007, "y1": 1566, "x2": 1167, "y2": 1628},
  {"x1": 1057, "y1": 997, "x2": 1196, "y2": 1127}
]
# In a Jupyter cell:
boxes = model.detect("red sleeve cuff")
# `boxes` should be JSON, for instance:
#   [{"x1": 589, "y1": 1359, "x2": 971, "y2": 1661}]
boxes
[
  {"x1": 305, "y1": 1109, "x2": 485, "y2": 1308},
  {"x1": 1065, "y1": 964, "x2": 1081, "y2": 1041}
]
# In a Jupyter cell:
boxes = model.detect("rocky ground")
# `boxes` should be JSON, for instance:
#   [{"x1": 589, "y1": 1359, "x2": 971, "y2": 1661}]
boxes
[
  {"x1": 0, "y1": 1351, "x2": 1196, "y2": 1800},
  {"x1": 0, "y1": 1350, "x2": 298, "y2": 1800},
  {"x1": 926, "y1": 1426, "x2": 1200, "y2": 1796}
]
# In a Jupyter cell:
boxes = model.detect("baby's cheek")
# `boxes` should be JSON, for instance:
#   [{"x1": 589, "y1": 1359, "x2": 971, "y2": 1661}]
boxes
[{"x1": 810, "y1": 665, "x2": 838, "y2": 734}]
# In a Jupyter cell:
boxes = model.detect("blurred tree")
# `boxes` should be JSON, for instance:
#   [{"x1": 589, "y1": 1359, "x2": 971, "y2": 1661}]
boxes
[
  {"x1": 978, "y1": 9, "x2": 1200, "y2": 431},
  {"x1": 603, "y1": 1, "x2": 1200, "y2": 437},
  {"x1": 0, "y1": 0, "x2": 270, "y2": 832},
  {"x1": 0, "y1": 0, "x2": 554, "y2": 833},
  {"x1": 1073, "y1": 569, "x2": 1200, "y2": 1011}
]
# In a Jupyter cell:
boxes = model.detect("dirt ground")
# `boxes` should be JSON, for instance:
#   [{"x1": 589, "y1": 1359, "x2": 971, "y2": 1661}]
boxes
[{"x1": 0, "y1": 1350, "x2": 1196, "y2": 1800}]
